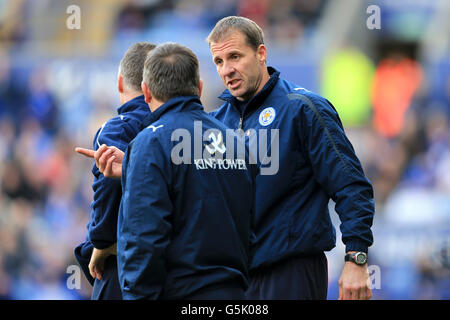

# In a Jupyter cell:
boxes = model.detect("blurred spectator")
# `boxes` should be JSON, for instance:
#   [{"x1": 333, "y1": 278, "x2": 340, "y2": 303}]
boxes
[
  {"x1": 201, "y1": 0, "x2": 237, "y2": 29},
  {"x1": 238, "y1": 0, "x2": 269, "y2": 28},
  {"x1": 1, "y1": 159, "x2": 46, "y2": 203},
  {"x1": 265, "y1": 0, "x2": 327, "y2": 48},
  {"x1": 26, "y1": 67, "x2": 60, "y2": 136},
  {"x1": 0, "y1": 0, "x2": 27, "y2": 44},
  {"x1": 371, "y1": 54, "x2": 423, "y2": 138},
  {"x1": 0, "y1": 50, "x2": 25, "y2": 127},
  {"x1": 321, "y1": 48, "x2": 375, "y2": 127},
  {"x1": 415, "y1": 241, "x2": 450, "y2": 299},
  {"x1": 115, "y1": 0, "x2": 173, "y2": 31}
]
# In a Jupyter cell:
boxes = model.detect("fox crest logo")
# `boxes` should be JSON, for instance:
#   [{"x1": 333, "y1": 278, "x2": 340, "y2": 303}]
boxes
[
  {"x1": 204, "y1": 131, "x2": 226, "y2": 155},
  {"x1": 259, "y1": 107, "x2": 276, "y2": 126}
]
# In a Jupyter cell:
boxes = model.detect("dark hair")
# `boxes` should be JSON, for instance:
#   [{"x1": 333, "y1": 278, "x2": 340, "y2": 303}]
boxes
[
  {"x1": 143, "y1": 42, "x2": 200, "y2": 102},
  {"x1": 206, "y1": 16, "x2": 264, "y2": 51},
  {"x1": 119, "y1": 42, "x2": 156, "y2": 92}
]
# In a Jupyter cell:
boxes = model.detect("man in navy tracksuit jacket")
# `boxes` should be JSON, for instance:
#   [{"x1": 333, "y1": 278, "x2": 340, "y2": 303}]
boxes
[
  {"x1": 207, "y1": 16, "x2": 375, "y2": 300},
  {"x1": 116, "y1": 43, "x2": 255, "y2": 299},
  {"x1": 74, "y1": 42, "x2": 155, "y2": 299}
]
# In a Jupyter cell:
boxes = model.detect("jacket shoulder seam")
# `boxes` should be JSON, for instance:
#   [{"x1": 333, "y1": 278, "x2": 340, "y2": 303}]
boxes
[{"x1": 287, "y1": 92, "x2": 353, "y2": 177}]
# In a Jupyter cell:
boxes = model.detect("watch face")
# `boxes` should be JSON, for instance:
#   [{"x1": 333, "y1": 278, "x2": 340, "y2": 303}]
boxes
[{"x1": 356, "y1": 253, "x2": 367, "y2": 264}]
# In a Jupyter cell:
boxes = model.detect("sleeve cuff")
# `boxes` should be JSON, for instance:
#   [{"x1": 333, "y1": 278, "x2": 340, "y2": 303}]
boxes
[
  {"x1": 73, "y1": 242, "x2": 95, "y2": 286},
  {"x1": 91, "y1": 239, "x2": 115, "y2": 250},
  {"x1": 345, "y1": 238, "x2": 369, "y2": 253}
]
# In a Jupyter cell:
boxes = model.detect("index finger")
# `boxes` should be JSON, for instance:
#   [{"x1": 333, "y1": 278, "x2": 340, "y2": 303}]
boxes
[{"x1": 75, "y1": 147, "x2": 95, "y2": 158}]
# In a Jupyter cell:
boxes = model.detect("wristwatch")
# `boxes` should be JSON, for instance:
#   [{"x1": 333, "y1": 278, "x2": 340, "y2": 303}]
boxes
[{"x1": 345, "y1": 252, "x2": 368, "y2": 265}]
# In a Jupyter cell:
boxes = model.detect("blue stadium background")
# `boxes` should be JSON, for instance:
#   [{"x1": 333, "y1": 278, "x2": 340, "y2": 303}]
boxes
[{"x1": 0, "y1": 0, "x2": 448, "y2": 299}]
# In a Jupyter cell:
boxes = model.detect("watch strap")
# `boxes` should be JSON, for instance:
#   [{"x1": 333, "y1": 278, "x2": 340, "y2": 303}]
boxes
[{"x1": 345, "y1": 252, "x2": 367, "y2": 265}]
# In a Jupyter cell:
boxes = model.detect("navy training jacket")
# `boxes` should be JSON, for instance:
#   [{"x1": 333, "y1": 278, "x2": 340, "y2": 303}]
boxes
[
  {"x1": 74, "y1": 95, "x2": 150, "y2": 285},
  {"x1": 211, "y1": 67, "x2": 375, "y2": 270},
  {"x1": 117, "y1": 96, "x2": 256, "y2": 300}
]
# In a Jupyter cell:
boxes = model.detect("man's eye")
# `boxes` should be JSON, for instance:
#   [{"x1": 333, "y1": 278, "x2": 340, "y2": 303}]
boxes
[
  {"x1": 215, "y1": 59, "x2": 223, "y2": 65},
  {"x1": 232, "y1": 55, "x2": 239, "y2": 60}
]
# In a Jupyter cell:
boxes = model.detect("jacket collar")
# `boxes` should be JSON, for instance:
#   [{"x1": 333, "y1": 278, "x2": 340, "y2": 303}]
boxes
[
  {"x1": 117, "y1": 94, "x2": 148, "y2": 114},
  {"x1": 218, "y1": 66, "x2": 280, "y2": 114},
  {"x1": 141, "y1": 95, "x2": 203, "y2": 128}
]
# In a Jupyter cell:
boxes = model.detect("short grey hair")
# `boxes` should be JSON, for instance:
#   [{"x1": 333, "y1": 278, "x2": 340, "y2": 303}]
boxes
[
  {"x1": 143, "y1": 42, "x2": 200, "y2": 102},
  {"x1": 206, "y1": 16, "x2": 265, "y2": 51},
  {"x1": 119, "y1": 42, "x2": 156, "y2": 92}
]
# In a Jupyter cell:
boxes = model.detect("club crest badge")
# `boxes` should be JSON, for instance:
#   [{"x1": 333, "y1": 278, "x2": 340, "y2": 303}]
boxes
[{"x1": 259, "y1": 107, "x2": 276, "y2": 126}]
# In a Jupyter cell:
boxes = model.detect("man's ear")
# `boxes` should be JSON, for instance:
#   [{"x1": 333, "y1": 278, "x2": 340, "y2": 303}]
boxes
[
  {"x1": 256, "y1": 44, "x2": 267, "y2": 65},
  {"x1": 118, "y1": 74, "x2": 124, "y2": 93},
  {"x1": 198, "y1": 79, "x2": 203, "y2": 99},
  {"x1": 141, "y1": 81, "x2": 152, "y2": 103}
]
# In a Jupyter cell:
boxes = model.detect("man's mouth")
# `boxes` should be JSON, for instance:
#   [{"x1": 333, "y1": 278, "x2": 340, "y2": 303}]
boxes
[{"x1": 227, "y1": 79, "x2": 242, "y2": 89}]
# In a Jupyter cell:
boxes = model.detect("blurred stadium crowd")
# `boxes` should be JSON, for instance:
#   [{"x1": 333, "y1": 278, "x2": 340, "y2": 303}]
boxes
[{"x1": 0, "y1": 0, "x2": 449, "y2": 299}]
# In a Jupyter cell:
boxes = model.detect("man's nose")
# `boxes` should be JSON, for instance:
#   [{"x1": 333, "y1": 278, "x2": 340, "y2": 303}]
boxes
[{"x1": 222, "y1": 61, "x2": 235, "y2": 77}]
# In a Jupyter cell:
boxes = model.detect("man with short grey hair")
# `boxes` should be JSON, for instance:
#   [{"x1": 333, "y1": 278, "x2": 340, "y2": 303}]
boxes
[
  {"x1": 207, "y1": 16, "x2": 375, "y2": 300},
  {"x1": 75, "y1": 41, "x2": 156, "y2": 300}
]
